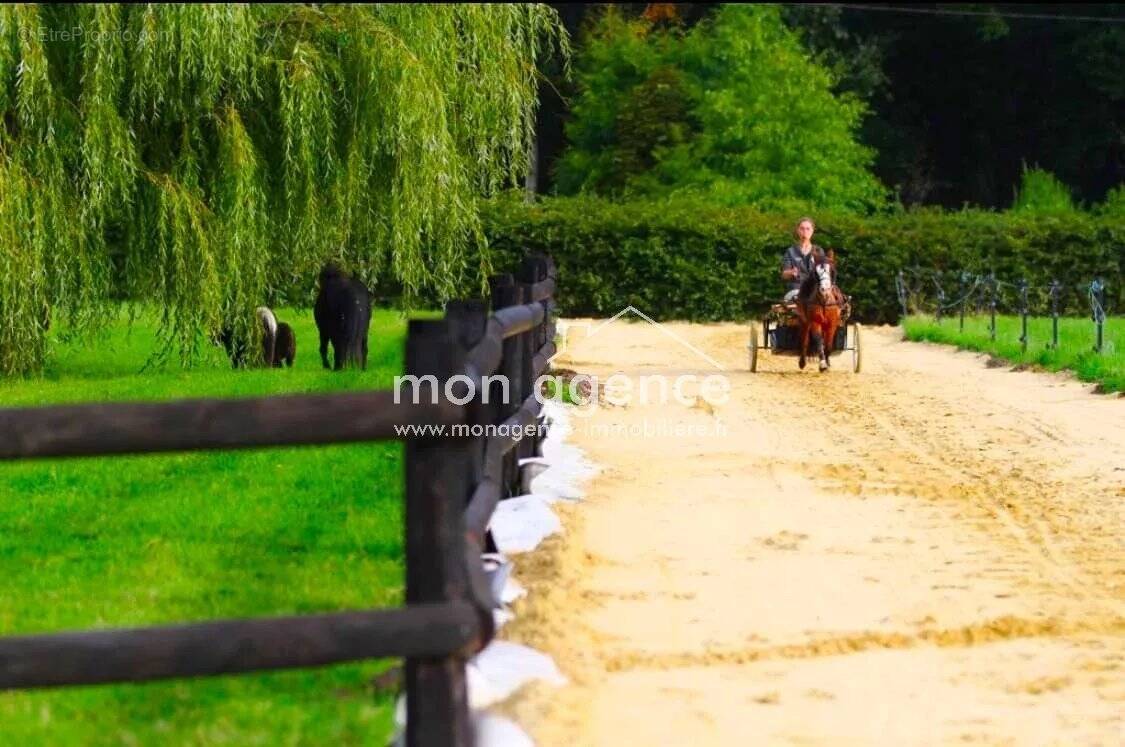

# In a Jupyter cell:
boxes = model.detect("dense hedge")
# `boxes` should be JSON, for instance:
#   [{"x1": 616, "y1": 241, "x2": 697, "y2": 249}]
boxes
[{"x1": 481, "y1": 195, "x2": 1124, "y2": 323}]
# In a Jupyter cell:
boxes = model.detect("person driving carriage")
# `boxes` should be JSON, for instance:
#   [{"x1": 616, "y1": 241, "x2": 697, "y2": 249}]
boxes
[{"x1": 780, "y1": 216, "x2": 824, "y2": 303}]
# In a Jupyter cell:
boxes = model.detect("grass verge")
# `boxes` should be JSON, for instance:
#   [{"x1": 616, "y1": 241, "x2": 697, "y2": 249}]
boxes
[
  {"x1": 0, "y1": 307, "x2": 422, "y2": 745},
  {"x1": 902, "y1": 314, "x2": 1123, "y2": 394}
]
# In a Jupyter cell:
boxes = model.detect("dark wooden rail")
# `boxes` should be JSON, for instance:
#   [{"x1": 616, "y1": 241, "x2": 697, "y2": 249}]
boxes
[
  {"x1": 0, "y1": 253, "x2": 559, "y2": 747},
  {"x1": 0, "y1": 602, "x2": 480, "y2": 689},
  {"x1": 0, "y1": 392, "x2": 461, "y2": 460}
]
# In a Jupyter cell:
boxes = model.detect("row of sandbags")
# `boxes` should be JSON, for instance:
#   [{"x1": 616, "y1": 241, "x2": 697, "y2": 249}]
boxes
[{"x1": 393, "y1": 400, "x2": 597, "y2": 746}]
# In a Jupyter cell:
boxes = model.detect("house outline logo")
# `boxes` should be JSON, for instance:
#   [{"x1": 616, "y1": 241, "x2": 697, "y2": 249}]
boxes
[{"x1": 551, "y1": 305, "x2": 726, "y2": 371}]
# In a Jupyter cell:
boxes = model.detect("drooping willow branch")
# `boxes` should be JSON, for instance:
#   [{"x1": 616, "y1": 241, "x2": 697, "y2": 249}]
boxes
[{"x1": 0, "y1": 3, "x2": 568, "y2": 374}]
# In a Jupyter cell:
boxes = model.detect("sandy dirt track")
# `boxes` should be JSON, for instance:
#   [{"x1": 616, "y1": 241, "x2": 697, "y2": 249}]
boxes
[{"x1": 499, "y1": 321, "x2": 1124, "y2": 746}]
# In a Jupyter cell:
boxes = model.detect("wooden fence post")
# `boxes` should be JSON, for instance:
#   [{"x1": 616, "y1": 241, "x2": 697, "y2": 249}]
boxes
[
  {"x1": 446, "y1": 300, "x2": 490, "y2": 491},
  {"x1": 539, "y1": 256, "x2": 557, "y2": 458},
  {"x1": 511, "y1": 282, "x2": 531, "y2": 480},
  {"x1": 0, "y1": 251, "x2": 557, "y2": 741},
  {"x1": 404, "y1": 319, "x2": 475, "y2": 747},
  {"x1": 489, "y1": 274, "x2": 521, "y2": 497},
  {"x1": 518, "y1": 254, "x2": 550, "y2": 462}
]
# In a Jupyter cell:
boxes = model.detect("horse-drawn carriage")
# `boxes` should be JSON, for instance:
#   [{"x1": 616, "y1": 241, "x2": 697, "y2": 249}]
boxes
[
  {"x1": 748, "y1": 247, "x2": 862, "y2": 373},
  {"x1": 748, "y1": 302, "x2": 861, "y2": 373}
]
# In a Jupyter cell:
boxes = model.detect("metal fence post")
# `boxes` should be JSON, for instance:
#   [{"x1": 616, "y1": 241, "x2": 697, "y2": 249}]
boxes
[
  {"x1": 1048, "y1": 279, "x2": 1060, "y2": 349},
  {"x1": 1090, "y1": 279, "x2": 1106, "y2": 353},
  {"x1": 1018, "y1": 279, "x2": 1029, "y2": 353},
  {"x1": 959, "y1": 272, "x2": 968, "y2": 332},
  {"x1": 934, "y1": 271, "x2": 945, "y2": 323},
  {"x1": 988, "y1": 273, "x2": 998, "y2": 342},
  {"x1": 895, "y1": 271, "x2": 909, "y2": 318}
]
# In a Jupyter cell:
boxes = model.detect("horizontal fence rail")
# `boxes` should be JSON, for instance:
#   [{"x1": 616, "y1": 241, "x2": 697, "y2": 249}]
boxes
[
  {"x1": 493, "y1": 302, "x2": 547, "y2": 340},
  {"x1": 463, "y1": 391, "x2": 543, "y2": 544},
  {"x1": 0, "y1": 252, "x2": 559, "y2": 747},
  {"x1": 0, "y1": 602, "x2": 480, "y2": 690},
  {"x1": 0, "y1": 392, "x2": 463, "y2": 460},
  {"x1": 527, "y1": 276, "x2": 556, "y2": 303}
]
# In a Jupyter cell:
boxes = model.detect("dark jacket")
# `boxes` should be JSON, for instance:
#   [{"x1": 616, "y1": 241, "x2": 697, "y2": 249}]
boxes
[{"x1": 780, "y1": 244, "x2": 822, "y2": 292}]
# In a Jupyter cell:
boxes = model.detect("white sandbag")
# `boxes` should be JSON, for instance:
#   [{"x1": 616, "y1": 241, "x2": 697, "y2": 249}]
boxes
[
  {"x1": 490, "y1": 495, "x2": 561, "y2": 554},
  {"x1": 518, "y1": 458, "x2": 552, "y2": 495},
  {"x1": 501, "y1": 576, "x2": 526, "y2": 605},
  {"x1": 467, "y1": 658, "x2": 505, "y2": 709},
  {"x1": 396, "y1": 661, "x2": 531, "y2": 715},
  {"x1": 529, "y1": 470, "x2": 585, "y2": 502},
  {"x1": 391, "y1": 707, "x2": 534, "y2": 747},
  {"x1": 469, "y1": 640, "x2": 567, "y2": 708},
  {"x1": 493, "y1": 607, "x2": 515, "y2": 630},
  {"x1": 475, "y1": 713, "x2": 535, "y2": 747},
  {"x1": 481, "y1": 553, "x2": 514, "y2": 603},
  {"x1": 521, "y1": 447, "x2": 596, "y2": 502},
  {"x1": 537, "y1": 401, "x2": 598, "y2": 485},
  {"x1": 479, "y1": 553, "x2": 523, "y2": 628},
  {"x1": 399, "y1": 651, "x2": 555, "y2": 718}
]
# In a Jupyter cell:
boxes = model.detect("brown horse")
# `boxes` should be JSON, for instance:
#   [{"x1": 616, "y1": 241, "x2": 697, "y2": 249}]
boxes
[{"x1": 795, "y1": 250, "x2": 843, "y2": 372}]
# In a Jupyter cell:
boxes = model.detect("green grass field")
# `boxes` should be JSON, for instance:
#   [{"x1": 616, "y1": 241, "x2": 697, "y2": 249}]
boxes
[
  {"x1": 0, "y1": 307, "x2": 425, "y2": 745},
  {"x1": 902, "y1": 314, "x2": 1124, "y2": 394}
]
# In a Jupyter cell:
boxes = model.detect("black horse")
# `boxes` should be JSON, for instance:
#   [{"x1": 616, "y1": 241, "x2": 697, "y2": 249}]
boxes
[{"x1": 314, "y1": 263, "x2": 372, "y2": 370}]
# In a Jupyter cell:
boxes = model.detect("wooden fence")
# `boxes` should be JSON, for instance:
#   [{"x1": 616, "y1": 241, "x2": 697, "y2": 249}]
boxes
[{"x1": 0, "y1": 253, "x2": 558, "y2": 747}]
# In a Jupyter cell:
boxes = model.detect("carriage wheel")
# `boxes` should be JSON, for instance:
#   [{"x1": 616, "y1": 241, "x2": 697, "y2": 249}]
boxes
[
  {"x1": 851, "y1": 323, "x2": 862, "y2": 373},
  {"x1": 748, "y1": 324, "x2": 759, "y2": 372}
]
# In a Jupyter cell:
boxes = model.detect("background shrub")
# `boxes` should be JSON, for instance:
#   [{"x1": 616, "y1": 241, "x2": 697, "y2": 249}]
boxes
[
  {"x1": 1012, "y1": 165, "x2": 1078, "y2": 213},
  {"x1": 482, "y1": 194, "x2": 1123, "y2": 324}
]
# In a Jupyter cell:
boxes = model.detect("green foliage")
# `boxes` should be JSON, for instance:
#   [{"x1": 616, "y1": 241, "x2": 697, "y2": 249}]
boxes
[
  {"x1": 0, "y1": 305, "x2": 413, "y2": 742},
  {"x1": 482, "y1": 193, "x2": 1124, "y2": 324},
  {"x1": 555, "y1": 5, "x2": 887, "y2": 212},
  {"x1": 1012, "y1": 164, "x2": 1077, "y2": 213},
  {"x1": 1098, "y1": 184, "x2": 1125, "y2": 216},
  {"x1": 903, "y1": 314, "x2": 1123, "y2": 394},
  {"x1": 778, "y1": 4, "x2": 887, "y2": 103},
  {"x1": 0, "y1": 4, "x2": 566, "y2": 375}
]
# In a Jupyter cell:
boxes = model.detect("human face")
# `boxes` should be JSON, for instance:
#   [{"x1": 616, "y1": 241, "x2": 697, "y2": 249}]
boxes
[{"x1": 796, "y1": 220, "x2": 814, "y2": 247}]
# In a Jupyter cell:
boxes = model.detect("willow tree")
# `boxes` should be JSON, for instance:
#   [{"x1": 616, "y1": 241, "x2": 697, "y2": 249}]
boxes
[{"x1": 0, "y1": 4, "x2": 566, "y2": 374}]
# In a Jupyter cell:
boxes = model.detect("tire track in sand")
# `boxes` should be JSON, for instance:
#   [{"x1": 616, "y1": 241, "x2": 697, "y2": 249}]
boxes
[{"x1": 498, "y1": 321, "x2": 1124, "y2": 746}]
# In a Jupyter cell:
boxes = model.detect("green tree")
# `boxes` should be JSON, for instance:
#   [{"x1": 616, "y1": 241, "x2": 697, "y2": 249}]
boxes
[
  {"x1": 1097, "y1": 184, "x2": 1125, "y2": 216},
  {"x1": 0, "y1": 4, "x2": 566, "y2": 375},
  {"x1": 1012, "y1": 164, "x2": 1077, "y2": 213},
  {"x1": 556, "y1": 5, "x2": 886, "y2": 212}
]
